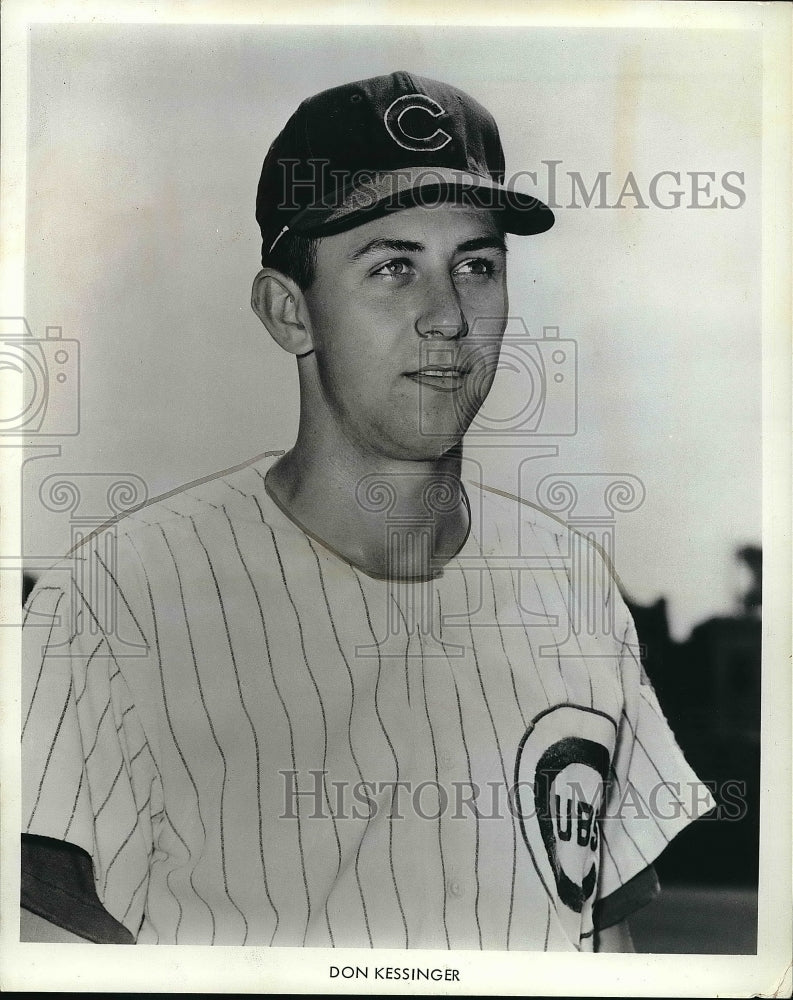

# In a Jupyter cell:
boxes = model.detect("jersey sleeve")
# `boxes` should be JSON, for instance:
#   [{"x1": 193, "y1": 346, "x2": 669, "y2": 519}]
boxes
[
  {"x1": 21, "y1": 538, "x2": 160, "y2": 941},
  {"x1": 21, "y1": 834, "x2": 135, "y2": 943},
  {"x1": 597, "y1": 606, "x2": 717, "y2": 902}
]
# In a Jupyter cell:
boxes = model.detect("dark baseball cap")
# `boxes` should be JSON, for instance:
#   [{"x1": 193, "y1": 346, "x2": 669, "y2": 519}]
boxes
[{"x1": 256, "y1": 70, "x2": 554, "y2": 261}]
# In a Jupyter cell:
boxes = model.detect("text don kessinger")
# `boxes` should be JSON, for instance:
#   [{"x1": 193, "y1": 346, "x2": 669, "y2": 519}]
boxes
[{"x1": 330, "y1": 965, "x2": 461, "y2": 982}]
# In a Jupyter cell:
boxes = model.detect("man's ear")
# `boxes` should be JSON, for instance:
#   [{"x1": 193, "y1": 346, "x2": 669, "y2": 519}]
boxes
[{"x1": 251, "y1": 269, "x2": 314, "y2": 357}]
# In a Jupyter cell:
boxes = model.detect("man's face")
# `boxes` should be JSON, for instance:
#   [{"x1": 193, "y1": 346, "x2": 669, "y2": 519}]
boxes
[{"x1": 301, "y1": 203, "x2": 509, "y2": 461}]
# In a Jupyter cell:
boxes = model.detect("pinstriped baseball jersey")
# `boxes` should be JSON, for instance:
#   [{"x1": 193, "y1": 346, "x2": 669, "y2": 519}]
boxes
[{"x1": 22, "y1": 451, "x2": 714, "y2": 948}]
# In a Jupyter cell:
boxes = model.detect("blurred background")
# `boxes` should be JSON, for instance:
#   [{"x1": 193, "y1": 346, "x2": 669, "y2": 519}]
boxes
[
  {"x1": 625, "y1": 547, "x2": 761, "y2": 953},
  {"x1": 13, "y1": 22, "x2": 761, "y2": 953}
]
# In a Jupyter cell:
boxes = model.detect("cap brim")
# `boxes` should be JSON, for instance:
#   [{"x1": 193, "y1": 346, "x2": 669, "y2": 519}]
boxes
[{"x1": 289, "y1": 166, "x2": 554, "y2": 238}]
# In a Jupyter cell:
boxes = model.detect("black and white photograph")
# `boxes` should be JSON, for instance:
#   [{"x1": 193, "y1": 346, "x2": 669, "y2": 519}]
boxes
[{"x1": 1, "y1": 1, "x2": 790, "y2": 995}]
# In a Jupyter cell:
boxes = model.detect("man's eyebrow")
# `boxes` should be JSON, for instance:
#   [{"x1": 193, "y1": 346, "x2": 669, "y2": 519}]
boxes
[
  {"x1": 347, "y1": 238, "x2": 424, "y2": 262},
  {"x1": 456, "y1": 235, "x2": 508, "y2": 255},
  {"x1": 347, "y1": 233, "x2": 507, "y2": 262}
]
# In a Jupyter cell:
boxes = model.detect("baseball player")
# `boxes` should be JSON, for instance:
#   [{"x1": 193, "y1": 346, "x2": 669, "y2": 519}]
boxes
[{"x1": 21, "y1": 71, "x2": 714, "y2": 950}]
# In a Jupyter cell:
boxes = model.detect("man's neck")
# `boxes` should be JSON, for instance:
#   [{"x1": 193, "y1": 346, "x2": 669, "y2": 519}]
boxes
[{"x1": 264, "y1": 437, "x2": 470, "y2": 581}]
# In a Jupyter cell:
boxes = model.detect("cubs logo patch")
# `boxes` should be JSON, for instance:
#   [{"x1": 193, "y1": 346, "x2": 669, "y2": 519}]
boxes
[
  {"x1": 383, "y1": 93, "x2": 452, "y2": 152},
  {"x1": 514, "y1": 705, "x2": 616, "y2": 939}
]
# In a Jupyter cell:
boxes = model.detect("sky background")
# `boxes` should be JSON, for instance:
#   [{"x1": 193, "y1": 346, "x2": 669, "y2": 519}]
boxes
[{"x1": 20, "y1": 23, "x2": 762, "y2": 640}]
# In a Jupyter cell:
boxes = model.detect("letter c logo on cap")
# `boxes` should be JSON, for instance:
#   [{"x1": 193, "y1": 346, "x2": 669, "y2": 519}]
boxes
[{"x1": 384, "y1": 94, "x2": 451, "y2": 152}]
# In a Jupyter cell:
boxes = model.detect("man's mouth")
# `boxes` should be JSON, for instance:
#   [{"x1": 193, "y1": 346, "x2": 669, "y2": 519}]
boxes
[{"x1": 404, "y1": 366, "x2": 470, "y2": 391}]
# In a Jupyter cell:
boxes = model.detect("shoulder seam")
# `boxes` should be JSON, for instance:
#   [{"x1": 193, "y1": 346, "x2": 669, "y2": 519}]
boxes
[
  {"x1": 67, "y1": 450, "x2": 285, "y2": 556},
  {"x1": 468, "y1": 480, "x2": 630, "y2": 597}
]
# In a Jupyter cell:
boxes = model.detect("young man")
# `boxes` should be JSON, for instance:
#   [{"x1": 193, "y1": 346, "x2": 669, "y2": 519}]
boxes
[{"x1": 20, "y1": 71, "x2": 713, "y2": 950}]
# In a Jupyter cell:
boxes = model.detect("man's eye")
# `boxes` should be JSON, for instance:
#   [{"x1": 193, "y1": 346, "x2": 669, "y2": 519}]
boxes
[
  {"x1": 454, "y1": 257, "x2": 497, "y2": 277},
  {"x1": 372, "y1": 259, "x2": 413, "y2": 277}
]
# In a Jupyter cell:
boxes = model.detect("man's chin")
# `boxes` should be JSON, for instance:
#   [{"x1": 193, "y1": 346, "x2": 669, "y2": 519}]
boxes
[
  {"x1": 359, "y1": 416, "x2": 472, "y2": 464},
  {"x1": 408, "y1": 433, "x2": 467, "y2": 463}
]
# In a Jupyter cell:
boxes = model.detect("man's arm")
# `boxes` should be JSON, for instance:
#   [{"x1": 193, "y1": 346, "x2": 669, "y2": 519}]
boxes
[
  {"x1": 594, "y1": 918, "x2": 635, "y2": 953},
  {"x1": 20, "y1": 907, "x2": 88, "y2": 943},
  {"x1": 21, "y1": 835, "x2": 136, "y2": 944}
]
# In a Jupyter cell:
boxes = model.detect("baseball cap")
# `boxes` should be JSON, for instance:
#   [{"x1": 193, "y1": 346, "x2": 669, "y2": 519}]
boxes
[{"x1": 256, "y1": 70, "x2": 554, "y2": 261}]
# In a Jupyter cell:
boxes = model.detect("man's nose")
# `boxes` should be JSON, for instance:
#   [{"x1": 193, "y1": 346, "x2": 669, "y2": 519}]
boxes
[{"x1": 414, "y1": 275, "x2": 469, "y2": 340}]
